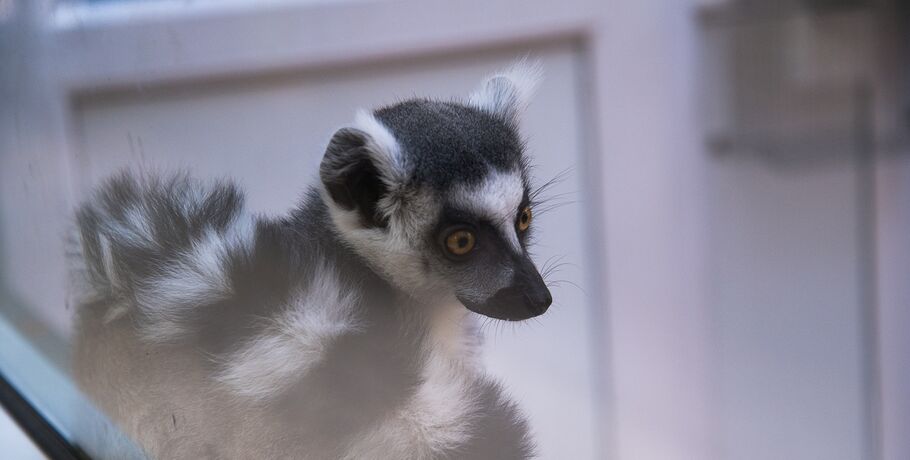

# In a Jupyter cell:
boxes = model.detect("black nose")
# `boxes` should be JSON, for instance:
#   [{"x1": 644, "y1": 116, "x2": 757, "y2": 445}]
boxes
[
  {"x1": 520, "y1": 259, "x2": 552, "y2": 316},
  {"x1": 524, "y1": 280, "x2": 553, "y2": 316},
  {"x1": 472, "y1": 278, "x2": 551, "y2": 321},
  {"x1": 457, "y1": 257, "x2": 554, "y2": 321}
]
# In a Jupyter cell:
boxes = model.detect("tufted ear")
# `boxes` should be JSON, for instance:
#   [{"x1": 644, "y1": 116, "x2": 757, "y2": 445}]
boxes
[
  {"x1": 468, "y1": 59, "x2": 542, "y2": 121},
  {"x1": 320, "y1": 111, "x2": 405, "y2": 229}
]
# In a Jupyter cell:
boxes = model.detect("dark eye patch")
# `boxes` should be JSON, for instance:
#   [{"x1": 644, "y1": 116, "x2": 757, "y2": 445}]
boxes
[{"x1": 431, "y1": 205, "x2": 522, "y2": 259}]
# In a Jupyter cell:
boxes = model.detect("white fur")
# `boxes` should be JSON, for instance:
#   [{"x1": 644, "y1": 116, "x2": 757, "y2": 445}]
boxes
[
  {"x1": 98, "y1": 235, "x2": 121, "y2": 295},
  {"x1": 469, "y1": 59, "x2": 542, "y2": 119},
  {"x1": 216, "y1": 266, "x2": 361, "y2": 401},
  {"x1": 69, "y1": 232, "x2": 129, "y2": 321},
  {"x1": 323, "y1": 184, "x2": 448, "y2": 300},
  {"x1": 342, "y1": 352, "x2": 479, "y2": 459},
  {"x1": 353, "y1": 109, "x2": 408, "y2": 184},
  {"x1": 342, "y1": 304, "x2": 481, "y2": 459},
  {"x1": 324, "y1": 111, "x2": 434, "y2": 296},
  {"x1": 122, "y1": 206, "x2": 158, "y2": 247},
  {"x1": 101, "y1": 303, "x2": 129, "y2": 324},
  {"x1": 96, "y1": 207, "x2": 160, "y2": 254},
  {"x1": 135, "y1": 216, "x2": 254, "y2": 342},
  {"x1": 450, "y1": 169, "x2": 525, "y2": 253},
  {"x1": 426, "y1": 301, "x2": 479, "y2": 363}
]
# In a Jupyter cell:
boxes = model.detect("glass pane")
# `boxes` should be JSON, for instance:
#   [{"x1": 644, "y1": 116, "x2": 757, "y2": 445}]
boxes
[{"x1": 1, "y1": 2, "x2": 598, "y2": 458}]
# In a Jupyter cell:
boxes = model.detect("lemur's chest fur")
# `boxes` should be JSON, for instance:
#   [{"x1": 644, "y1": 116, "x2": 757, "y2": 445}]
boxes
[
  {"x1": 242, "y1": 288, "x2": 483, "y2": 458},
  {"x1": 74, "y1": 244, "x2": 520, "y2": 459}
]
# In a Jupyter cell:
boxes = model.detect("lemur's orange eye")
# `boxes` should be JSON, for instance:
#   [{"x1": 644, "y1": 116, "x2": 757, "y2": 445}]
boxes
[
  {"x1": 445, "y1": 230, "x2": 476, "y2": 256},
  {"x1": 518, "y1": 207, "x2": 532, "y2": 232}
]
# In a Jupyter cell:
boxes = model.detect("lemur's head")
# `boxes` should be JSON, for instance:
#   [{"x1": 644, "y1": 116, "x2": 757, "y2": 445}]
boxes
[{"x1": 319, "y1": 62, "x2": 551, "y2": 321}]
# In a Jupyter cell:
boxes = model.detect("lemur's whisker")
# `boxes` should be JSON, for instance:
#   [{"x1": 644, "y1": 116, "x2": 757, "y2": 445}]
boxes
[
  {"x1": 533, "y1": 200, "x2": 578, "y2": 216},
  {"x1": 542, "y1": 254, "x2": 568, "y2": 268},
  {"x1": 529, "y1": 199, "x2": 574, "y2": 212},
  {"x1": 546, "y1": 279, "x2": 586, "y2": 295},
  {"x1": 539, "y1": 254, "x2": 565, "y2": 273},
  {"x1": 530, "y1": 190, "x2": 577, "y2": 205},
  {"x1": 529, "y1": 167, "x2": 574, "y2": 201},
  {"x1": 540, "y1": 254, "x2": 570, "y2": 279},
  {"x1": 542, "y1": 262, "x2": 573, "y2": 278}
]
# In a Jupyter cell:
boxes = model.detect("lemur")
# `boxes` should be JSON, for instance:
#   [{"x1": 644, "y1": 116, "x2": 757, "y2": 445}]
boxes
[{"x1": 70, "y1": 62, "x2": 552, "y2": 459}]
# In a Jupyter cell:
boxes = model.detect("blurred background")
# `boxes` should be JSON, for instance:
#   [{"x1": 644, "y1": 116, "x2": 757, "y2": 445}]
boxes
[{"x1": 1, "y1": 0, "x2": 908, "y2": 459}]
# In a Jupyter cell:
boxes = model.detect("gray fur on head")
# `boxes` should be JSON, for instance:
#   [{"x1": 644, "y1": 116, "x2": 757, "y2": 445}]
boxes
[{"x1": 71, "y1": 61, "x2": 547, "y2": 459}]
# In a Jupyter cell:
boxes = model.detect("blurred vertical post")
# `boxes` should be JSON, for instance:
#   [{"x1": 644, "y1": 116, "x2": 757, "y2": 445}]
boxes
[
  {"x1": 875, "y1": 3, "x2": 910, "y2": 460},
  {"x1": 854, "y1": 80, "x2": 882, "y2": 460},
  {"x1": 590, "y1": 0, "x2": 713, "y2": 458}
]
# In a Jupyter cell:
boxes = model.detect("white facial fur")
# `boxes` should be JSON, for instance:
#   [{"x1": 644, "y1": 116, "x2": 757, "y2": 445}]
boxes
[
  {"x1": 352, "y1": 109, "x2": 408, "y2": 187},
  {"x1": 448, "y1": 170, "x2": 525, "y2": 254},
  {"x1": 322, "y1": 112, "x2": 447, "y2": 299}
]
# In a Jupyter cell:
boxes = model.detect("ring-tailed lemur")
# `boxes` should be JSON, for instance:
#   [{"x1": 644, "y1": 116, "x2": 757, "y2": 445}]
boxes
[{"x1": 70, "y1": 62, "x2": 552, "y2": 459}]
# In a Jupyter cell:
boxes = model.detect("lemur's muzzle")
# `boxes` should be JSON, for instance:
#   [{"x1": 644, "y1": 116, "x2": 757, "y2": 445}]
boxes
[{"x1": 460, "y1": 257, "x2": 552, "y2": 321}]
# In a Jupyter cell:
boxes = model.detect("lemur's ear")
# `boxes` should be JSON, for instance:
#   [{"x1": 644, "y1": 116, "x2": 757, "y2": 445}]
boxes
[
  {"x1": 320, "y1": 111, "x2": 405, "y2": 229},
  {"x1": 468, "y1": 59, "x2": 542, "y2": 121}
]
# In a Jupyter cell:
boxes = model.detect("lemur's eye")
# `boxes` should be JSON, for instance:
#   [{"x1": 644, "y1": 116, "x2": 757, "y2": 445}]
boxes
[
  {"x1": 517, "y1": 206, "x2": 532, "y2": 232},
  {"x1": 445, "y1": 230, "x2": 476, "y2": 256}
]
